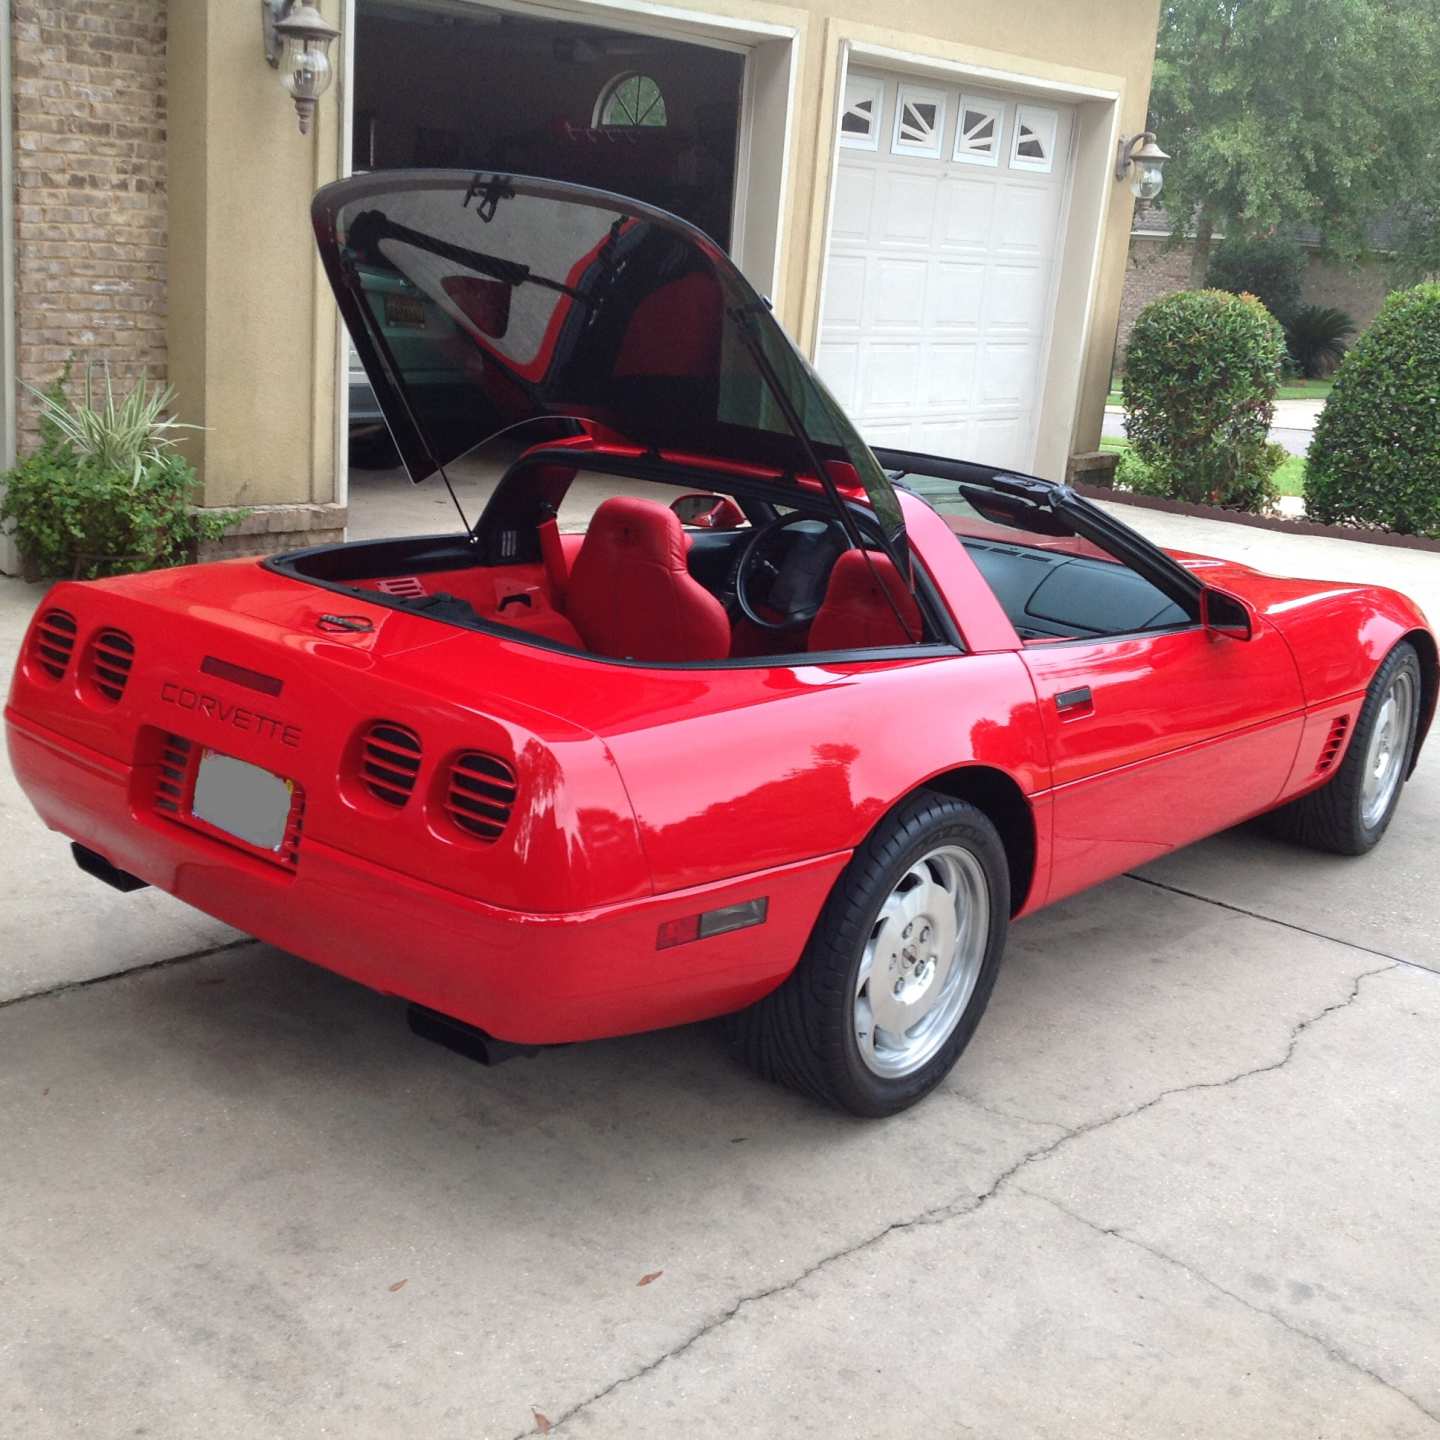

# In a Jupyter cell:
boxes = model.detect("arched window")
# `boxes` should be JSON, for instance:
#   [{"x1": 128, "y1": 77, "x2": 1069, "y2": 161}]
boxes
[{"x1": 594, "y1": 72, "x2": 667, "y2": 128}]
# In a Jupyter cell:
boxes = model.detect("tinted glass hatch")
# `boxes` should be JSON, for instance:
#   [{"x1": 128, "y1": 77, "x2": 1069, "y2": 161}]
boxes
[{"x1": 313, "y1": 171, "x2": 904, "y2": 536}]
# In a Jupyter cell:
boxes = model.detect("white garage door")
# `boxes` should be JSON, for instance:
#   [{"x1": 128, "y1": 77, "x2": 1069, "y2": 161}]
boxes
[{"x1": 817, "y1": 70, "x2": 1074, "y2": 473}]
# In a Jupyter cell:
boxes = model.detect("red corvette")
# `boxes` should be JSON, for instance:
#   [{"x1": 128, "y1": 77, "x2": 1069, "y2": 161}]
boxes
[{"x1": 6, "y1": 173, "x2": 1434, "y2": 1115}]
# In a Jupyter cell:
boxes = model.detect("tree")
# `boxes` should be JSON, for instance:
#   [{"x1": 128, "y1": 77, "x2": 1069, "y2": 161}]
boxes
[{"x1": 1147, "y1": 0, "x2": 1440, "y2": 278}]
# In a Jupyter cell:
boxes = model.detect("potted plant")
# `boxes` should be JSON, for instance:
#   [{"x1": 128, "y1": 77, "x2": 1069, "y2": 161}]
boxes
[{"x1": 0, "y1": 361, "x2": 246, "y2": 580}]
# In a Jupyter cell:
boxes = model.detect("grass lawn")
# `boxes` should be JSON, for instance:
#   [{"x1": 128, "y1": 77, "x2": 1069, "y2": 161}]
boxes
[
  {"x1": 1098, "y1": 436, "x2": 1306, "y2": 499},
  {"x1": 1108, "y1": 379, "x2": 1332, "y2": 405},
  {"x1": 1276, "y1": 379, "x2": 1333, "y2": 402}
]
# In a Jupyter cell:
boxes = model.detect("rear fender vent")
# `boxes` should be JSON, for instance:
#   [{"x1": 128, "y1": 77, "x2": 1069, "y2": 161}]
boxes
[
  {"x1": 375, "y1": 576, "x2": 427, "y2": 599},
  {"x1": 87, "y1": 628, "x2": 136, "y2": 703},
  {"x1": 30, "y1": 608, "x2": 78, "y2": 680},
  {"x1": 443, "y1": 751, "x2": 518, "y2": 842},
  {"x1": 360, "y1": 721, "x2": 423, "y2": 806},
  {"x1": 1317, "y1": 714, "x2": 1351, "y2": 774}
]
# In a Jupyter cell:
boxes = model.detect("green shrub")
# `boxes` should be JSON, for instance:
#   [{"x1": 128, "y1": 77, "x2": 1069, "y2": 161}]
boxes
[
  {"x1": 1205, "y1": 237, "x2": 1305, "y2": 326},
  {"x1": 1285, "y1": 304, "x2": 1355, "y2": 378},
  {"x1": 0, "y1": 363, "x2": 246, "y2": 578},
  {"x1": 1122, "y1": 289, "x2": 1287, "y2": 512},
  {"x1": 1305, "y1": 284, "x2": 1440, "y2": 536}
]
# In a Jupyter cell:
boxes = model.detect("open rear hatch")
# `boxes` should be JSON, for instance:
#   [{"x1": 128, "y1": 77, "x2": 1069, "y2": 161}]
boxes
[{"x1": 310, "y1": 170, "x2": 908, "y2": 546}]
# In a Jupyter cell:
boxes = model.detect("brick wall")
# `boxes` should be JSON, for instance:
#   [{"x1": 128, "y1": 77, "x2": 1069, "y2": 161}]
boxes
[
  {"x1": 1113, "y1": 235, "x2": 1193, "y2": 369},
  {"x1": 12, "y1": 0, "x2": 168, "y2": 449}
]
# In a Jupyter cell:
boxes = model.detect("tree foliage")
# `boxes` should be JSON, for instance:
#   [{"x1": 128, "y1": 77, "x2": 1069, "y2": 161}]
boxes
[
  {"x1": 1205, "y1": 237, "x2": 1305, "y2": 325},
  {"x1": 1148, "y1": 0, "x2": 1440, "y2": 256}
]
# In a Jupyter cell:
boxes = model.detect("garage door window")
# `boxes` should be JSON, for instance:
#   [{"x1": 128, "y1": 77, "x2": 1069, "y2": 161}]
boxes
[
  {"x1": 953, "y1": 96, "x2": 1004, "y2": 167},
  {"x1": 891, "y1": 83, "x2": 946, "y2": 158},
  {"x1": 839, "y1": 73, "x2": 884, "y2": 152},
  {"x1": 595, "y1": 72, "x2": 668, "y2": 129},
  {"x1": 1010, "y1": 104, "x2": 1058, "y2": 173}
]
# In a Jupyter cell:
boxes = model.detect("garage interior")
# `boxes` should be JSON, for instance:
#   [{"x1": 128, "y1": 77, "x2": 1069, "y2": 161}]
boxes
[{"x1": 347, "y1": 0, "x2": 746, "y2": 491}]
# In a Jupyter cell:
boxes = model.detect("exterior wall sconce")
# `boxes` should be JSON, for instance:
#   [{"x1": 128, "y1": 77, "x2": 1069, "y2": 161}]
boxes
[
  {"x1": 262, "y1": 1, "x2": 340, "y2": 135},
  {"x1": 1115, "y1": 132, "x2": 1170, "y2": 201}
]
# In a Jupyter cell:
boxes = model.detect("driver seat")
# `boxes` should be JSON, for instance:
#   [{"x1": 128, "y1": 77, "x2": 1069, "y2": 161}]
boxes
[{"x1": 565, "y1": 497, "x2": 732, "y2": 662}]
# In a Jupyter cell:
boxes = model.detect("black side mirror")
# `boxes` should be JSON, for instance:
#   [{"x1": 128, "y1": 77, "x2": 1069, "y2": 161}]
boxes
[{"x1": 1202, "y1": 587, "x2": 1254, "y2": 641}]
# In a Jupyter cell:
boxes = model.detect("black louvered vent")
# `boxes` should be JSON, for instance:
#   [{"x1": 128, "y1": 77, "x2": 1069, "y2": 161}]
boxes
[
  {"x1": 30, "y1": 608, "x2": 78, "y2": 680},
  {"x1": 88, "y1": 628, "x2": 136, "y2": 703},
  {"x1": 154, "y1": 734, "x2": 194, "y2": 815},
  {"x1": 443, "y1": 751, "x2": 518, "y2": 842},
  {"x1": 361, "y1": 721, "x2": 423, "y2": 806},
  {"x1": 1317, "y1": 715, "x2": 1351, "y2": 774}
]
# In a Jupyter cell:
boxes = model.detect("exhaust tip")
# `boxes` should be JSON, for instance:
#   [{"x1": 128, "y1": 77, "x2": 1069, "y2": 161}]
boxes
[
  {"x1": 406, "y1": 1003, "x2": 540, "y2": 1066},
  {"x1": 72, "y1": 842, "x2": 149, "y2": 893}
]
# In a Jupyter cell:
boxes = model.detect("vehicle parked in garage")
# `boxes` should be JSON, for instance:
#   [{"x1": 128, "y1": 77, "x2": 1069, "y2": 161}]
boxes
[{"x1": 6, "y1": 172, "x2": 1434, "y2": 1116}]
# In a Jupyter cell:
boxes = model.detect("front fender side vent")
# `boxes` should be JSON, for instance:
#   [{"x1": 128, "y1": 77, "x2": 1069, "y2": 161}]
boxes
[
  {"x1": 1317, "y1": 714, "x2": 1351, "y2": 774},
  {"x1": 30, "y1": 608, "x2": 78, "y2": 680},
  {"x1": 361, "y1": 721, "x2": 423, "y2": 806},
  {"x1": 443, "y1": 751, "x2": 518, "y2": 842}
]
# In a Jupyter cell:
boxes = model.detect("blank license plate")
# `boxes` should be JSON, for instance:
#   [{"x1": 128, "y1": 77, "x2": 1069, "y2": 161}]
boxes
[{"x1": 191, "y1": 749, "x2": 294, "y2": 851}]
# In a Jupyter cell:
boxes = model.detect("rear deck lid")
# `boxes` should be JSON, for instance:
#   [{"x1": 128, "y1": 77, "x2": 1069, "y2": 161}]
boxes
[{"x1": 312, "y1": 171, "x2": 904, "y2": 538}]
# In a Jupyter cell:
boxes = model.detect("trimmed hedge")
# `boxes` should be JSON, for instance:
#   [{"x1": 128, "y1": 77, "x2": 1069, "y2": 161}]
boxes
[
  {"x1": 1305, "y1": 284, "x2": 1440, "y2": 537},
  {"x1": 1123, "y1": 289, "x2": 1286, "y2": 512}
]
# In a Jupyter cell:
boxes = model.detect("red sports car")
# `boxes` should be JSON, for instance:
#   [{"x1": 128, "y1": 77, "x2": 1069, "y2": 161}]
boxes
[{"x1": 7, "y1": 173, "x2": 1434, "y2": 1116}]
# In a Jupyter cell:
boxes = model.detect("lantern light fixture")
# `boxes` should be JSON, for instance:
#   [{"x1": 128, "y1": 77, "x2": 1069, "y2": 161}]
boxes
[
  {"x1": 1115, "y1": 132, "x2": 1171, "y2": 201},
  {"x1": 262, "y1": 1, "x2": 340, "y2": 136}
]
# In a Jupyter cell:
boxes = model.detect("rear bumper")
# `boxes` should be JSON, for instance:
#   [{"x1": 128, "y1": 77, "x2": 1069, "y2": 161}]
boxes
[{"x1": 6, "y1": 708, "x2": 847, "y2": 1043}]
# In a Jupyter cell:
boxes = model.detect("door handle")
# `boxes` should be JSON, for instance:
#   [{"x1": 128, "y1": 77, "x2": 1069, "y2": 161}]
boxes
[{"x1": 1055, "y1": 685, "x2": 1093, "y2": 716}]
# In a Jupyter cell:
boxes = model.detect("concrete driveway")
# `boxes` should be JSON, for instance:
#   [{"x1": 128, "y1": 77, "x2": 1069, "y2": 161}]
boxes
[{"x1": 3, "y1": 506, "x2": 1439, "y2": 1439}]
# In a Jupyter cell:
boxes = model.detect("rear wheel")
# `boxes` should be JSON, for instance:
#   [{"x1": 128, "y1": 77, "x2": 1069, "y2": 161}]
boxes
[
  {"x1": 1263, "y1": 640, "x2": 1422, "y2": 855},
  {"x1": 731, "y1": 792, "x2": 1009, "y2": 1117}
]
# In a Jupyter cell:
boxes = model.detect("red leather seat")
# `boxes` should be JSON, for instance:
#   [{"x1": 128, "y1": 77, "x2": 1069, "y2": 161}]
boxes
[
  {"x1": 808, "y1": 551, "x2": 922, "y2": 652},
  {"x1": 565, "y1": 497, "x2": 732, "y2": 662}
]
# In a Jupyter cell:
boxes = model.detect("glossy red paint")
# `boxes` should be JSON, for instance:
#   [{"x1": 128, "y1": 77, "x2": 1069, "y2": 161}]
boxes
[{"x1": 4, "y1": 484, "x2": 1434, "y2": 1047}]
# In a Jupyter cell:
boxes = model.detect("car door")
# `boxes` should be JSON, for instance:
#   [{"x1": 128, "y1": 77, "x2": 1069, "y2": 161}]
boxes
[
  {"x1": 871, "y1": 448, "x2": 1308, "y2": 908},
  {"x1": 1022, "y1": 622, "x2": 1305, "y2": 905}
]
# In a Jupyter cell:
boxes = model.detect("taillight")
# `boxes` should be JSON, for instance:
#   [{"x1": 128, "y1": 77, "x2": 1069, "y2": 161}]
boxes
[
  {"x1": 29, "y1": 608, "x2": 77, "y2": 681},
  {"x1": 360, "y1": 721, "x2": 422, "y2": 806},
  {"x1": 442, "y1": 751, "x2": 517, "y2": 842},
  {"x1": 86, "y1": 628, "x2": 136, "y2": 704}
]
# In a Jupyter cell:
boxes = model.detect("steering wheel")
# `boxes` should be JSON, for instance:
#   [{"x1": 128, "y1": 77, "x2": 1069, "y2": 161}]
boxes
[{"x1": 731, "y1": 513, "x2": 848, "y2": 631}]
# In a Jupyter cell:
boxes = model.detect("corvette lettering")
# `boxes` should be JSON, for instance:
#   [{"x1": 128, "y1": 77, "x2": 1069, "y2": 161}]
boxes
[{"x1": 160, "y1": 681, "x2": 301, "y2": 748}]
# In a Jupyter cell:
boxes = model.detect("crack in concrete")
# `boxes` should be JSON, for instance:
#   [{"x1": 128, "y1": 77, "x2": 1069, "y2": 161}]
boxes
[
  {"x1": 1020, "y1": 1188, "x2": 1440, "y2": 1431},
  {"x1": 0, "y1": 936, "x2": 257, "y2": 1012},
  {"x1": 1126, "y1": 872, "x2": 1437, "y2": 976},
  {"x1": 512, "y1": 961, "x2": 1397, "y2": 1437}
]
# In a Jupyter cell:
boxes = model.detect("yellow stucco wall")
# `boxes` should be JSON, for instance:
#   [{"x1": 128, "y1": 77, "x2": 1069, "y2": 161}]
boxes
[{"x1": 168, "y1": 0, "x2": 1158, "y2": 511}]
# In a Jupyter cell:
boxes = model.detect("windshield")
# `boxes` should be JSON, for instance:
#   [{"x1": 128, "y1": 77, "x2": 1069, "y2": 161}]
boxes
[{"x1": 314, "y1": 171, "x2": 903, "y2": 537}]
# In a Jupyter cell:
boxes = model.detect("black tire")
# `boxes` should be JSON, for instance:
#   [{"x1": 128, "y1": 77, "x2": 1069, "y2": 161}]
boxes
[
  {"x1": 1261, "y1": 640, "x2": 1422, "y2": 855},
  {"x1": 730, "y1": 791, "x2": 1010, "y2": 1117}
]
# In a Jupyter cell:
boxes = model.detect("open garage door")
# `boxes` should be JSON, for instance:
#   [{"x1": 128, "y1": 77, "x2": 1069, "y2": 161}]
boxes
[
  {"x1": 817, "y1": 69, "x2": 1075, "y2": 475},
  {"x1": 347, "y1": 0, "x2": 747, "y2": 491}
]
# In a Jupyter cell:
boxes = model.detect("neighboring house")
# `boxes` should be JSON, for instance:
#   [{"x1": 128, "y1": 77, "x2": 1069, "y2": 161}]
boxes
[
  {"x1": 0, "y1": 0, "x2": 1164, "y2": 571},
  {"x1": 1114, "y1": 201, "x2": 1397, "y2": 364}
]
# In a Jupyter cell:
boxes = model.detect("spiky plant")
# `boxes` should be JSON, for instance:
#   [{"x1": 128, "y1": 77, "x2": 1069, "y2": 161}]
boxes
[
  {"x1": 1284, "y1": 305, "x2": 1356, "y2": 379},
  {"x1": 23, "y1": 361, "x2": 199, "y2": 488}
]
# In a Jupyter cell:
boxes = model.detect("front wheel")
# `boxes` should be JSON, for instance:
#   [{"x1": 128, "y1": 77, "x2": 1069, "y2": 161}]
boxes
[
  {"x1": 1263, "y1": 639, "x2": 1422, "y2": 855},
  {"x1": 730, "y1": 792, "x2": 1010, "y2": 1117}
]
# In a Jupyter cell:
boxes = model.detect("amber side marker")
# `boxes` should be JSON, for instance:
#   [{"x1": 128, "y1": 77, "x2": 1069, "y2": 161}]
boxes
[
  {"x1": 200, "y1": 656, "x2": 284, "y2": 697},
  {"x1": 657, "y1": 897, "x2": 769, "y2": 950}
]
